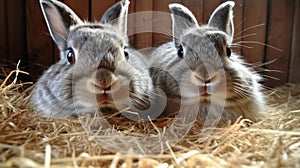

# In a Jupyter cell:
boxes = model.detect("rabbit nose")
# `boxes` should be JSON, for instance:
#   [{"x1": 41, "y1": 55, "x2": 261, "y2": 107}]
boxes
[
  {"x1": 195, "y1": 63, "x2": 216, "y2": 81},
  {"x1": 95, "y1": 69, "x2": 118, "y2": 92},
  {"x1": 194, "y1": 72, "x2": 217, "y2": 84},
  {"x1": 192, "y1": 63, "x2": 220, "y2": 85}
]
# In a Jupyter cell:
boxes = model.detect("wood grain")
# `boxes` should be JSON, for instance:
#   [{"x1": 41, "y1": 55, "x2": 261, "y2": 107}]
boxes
[
  {"x1": 26, "y1": 0, "x2": 55, "y2": 80},
  {"x1": 289, "y1": 0, "x2": 300, "y2": 84},
  {"x1": 265, "y1": 0, "x2": 295, "y2": 87},
  {"x1": 91, "y1": 0, "x2": 117, "y2": 20},
  {"x1": 152, "y1": 0, "x2": 182, "y2": 47},
  {"x1": 181, "y1": 0, "x2": 204, "y2": 24},
  {"x1": 134, "y1": 0, "x2": 154, "y2": 49},
  {"x1": 203, "y1": 0, "x2": 221, "y2": 23},
  {"x1": 63, "y1": 0, "x2": 90, "y2": 20},
  {"x1": 241, "y1": 0, "x2": 268, "y2": 64},
  {"x1": 127, "y1": 0, "x2": 136, "y2": 47},
  {"x1": 6, "y1": 0, "x2": 26, "y2": 63},
  {"x1": 0, "y1": 0, "x2": 7, "y2": 60},
  {"x1": 230, "y1": 0, "x2": 243, "y2": 55}
]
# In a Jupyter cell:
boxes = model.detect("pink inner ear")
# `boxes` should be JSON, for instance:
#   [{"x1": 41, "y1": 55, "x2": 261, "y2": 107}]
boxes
[{"x1": 45, "y1": 5, "x2": 67, "y2": 41}]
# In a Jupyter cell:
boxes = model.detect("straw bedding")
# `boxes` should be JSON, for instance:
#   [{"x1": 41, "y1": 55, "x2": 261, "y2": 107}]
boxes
[{"x1": 0, "y1": 63, "x2": 299, "y2": 168}]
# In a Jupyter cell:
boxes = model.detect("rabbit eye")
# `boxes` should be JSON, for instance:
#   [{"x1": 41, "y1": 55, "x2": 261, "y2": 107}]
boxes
[
  {"x1": 66, "y1": 48, "x2": 75, "y2": 64},
  {"x1": 124, "y1": 51, "x2": 129, "y2": 60},
  {"x1": 124, "y1": 47, "x2": 129, "y2": 60},
  {"x1": 177, "y1": 45, "x2": 184, "y2": 58},
  {"x1": 226, "y1": 46, "x2": 231, "y2": 57}
]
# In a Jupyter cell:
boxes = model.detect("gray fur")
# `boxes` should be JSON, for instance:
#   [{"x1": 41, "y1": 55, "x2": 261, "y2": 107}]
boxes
[
  {"x1": 31, "y1": 0, "x2": 153, "y2": 117},
  {"x1": 150, "y1": 1, "x2": 265, "y2": 122}
]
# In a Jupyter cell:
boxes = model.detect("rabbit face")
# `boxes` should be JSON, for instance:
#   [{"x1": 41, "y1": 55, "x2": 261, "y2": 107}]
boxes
[
  {"x1": 167, "y1": 1, "x2": 264, "y2": 109},
  {"x1": 148, "y1": 1, "x2": 265, "y2": 121},
  {"x1": 31, "y1": 0, "x2": 152, "y2": 117},
  {"x1": 178, "y1": 27, "x2": 258, "y2": 108},
  {"x1": 67, "y1": 25, "x2": 134, "y2": 112},
  {"x1": 174, "y1": 27, "x2": 228, "y2": 106},
  {"x1": 70, "y1": 26, "x2": 152, "y2": 112}
]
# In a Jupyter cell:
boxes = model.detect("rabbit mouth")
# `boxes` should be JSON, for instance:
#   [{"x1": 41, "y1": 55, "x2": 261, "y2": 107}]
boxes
[
  {"x1": 96, "y1": 93, "x2": 126, "y2": 104},
  {"x1": 199, "y1": 84, "x2": 213, "y2": 96},
  {"x1": 96, "y1": 93, "x2": 118, "y2": 112},
  {"x1": 96, "y1": 93, "x2": 113, "y2": 104},
  {"x1": 96, "y1": 88, "x2": 129, "y2": 110}
]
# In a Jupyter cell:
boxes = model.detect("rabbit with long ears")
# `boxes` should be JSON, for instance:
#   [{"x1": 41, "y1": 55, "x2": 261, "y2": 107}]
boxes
[
  {"x1": 150, "y1": 1, "x2": 265, "y2": 122},
  {"x1": 31, "y1": 0, "x2": 153, "y2": 117}
]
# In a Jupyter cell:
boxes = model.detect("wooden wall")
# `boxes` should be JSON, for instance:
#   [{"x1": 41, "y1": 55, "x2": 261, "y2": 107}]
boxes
[{"x1": 0, "y1": 0, "x2": 299, "y2": 87}]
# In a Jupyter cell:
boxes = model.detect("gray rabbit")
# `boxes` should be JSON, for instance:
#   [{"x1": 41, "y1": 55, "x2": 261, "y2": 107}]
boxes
[
  {"x1": 31, "y1": 0, "x2": 153, "y2": 117},
  {"x1": 150, "y1": 1, "x2": 265, "y2": 122}
]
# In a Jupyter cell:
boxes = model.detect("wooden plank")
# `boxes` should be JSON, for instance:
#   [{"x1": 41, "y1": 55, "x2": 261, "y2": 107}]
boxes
[
  {"x1": 91, "y1": 0, "x2": 117, "y2": 20},
  {"x1": 230, "y1": 0, "x2": 243, "y2": 55},
  {"x1": 241, "y1": 0, "x2": 267, "y2": 64},
  {"x1": 127, "y1": 0, "x2": 136, "y2": 47},
  {"x1": 26, "y1": 0, "x2": 54, "y2": 80},
  {"x1": 152, "y1": 0, "x2": 182, "y2": 47},
  {"x1": 0, "y1": 0, "x2": 7, "y2": 60},
  {"x1": 134, "y1": 0, "x2": 153, "y2": 49},
  {"x1": 265, "y1": 0, "x2": 295, "y2": 87},
  {"x1": 181, "y1": 0, "x2": 204, "y2": 24},
  {"x1": 202, "y1": 0, "x2": 221, "y2": 23},
  {"x1": 63, "y1": 0, "x2": 90, "y2": 20},
  {"x1": 289, "y1": 0, "x2": 300, "y2": 83},
  {"x1": 6, "y1": 0, "x2": 26, "y2": 63},
  {"x1": 128, "y1": 0, "x2": 135, "y2": 15}
]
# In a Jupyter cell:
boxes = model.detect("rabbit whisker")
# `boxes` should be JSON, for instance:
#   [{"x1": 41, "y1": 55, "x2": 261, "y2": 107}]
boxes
[
  {"x1": 231, "y1": 87, "x2": 251, "y2": 102},
  {"x1": 231, "y1": 85, "x2": 253, "y2": 101},
  {"x1": 234, "y1": 19, "x2": 246, "y2": 31},
  {"x1": 260, "y1": 74, "x2": 280, "y2": 81},
  {"x1": 230, "y1": 43, "x2": 253, "y2": 49},
  {"x1": 234, "y1": 41, "x2": 282, "y2": 52},
  {"x1": 229, "y1": 77, "x2": 245, "y2": 83},
  {"x1": 234, "y1": 23, "x2": 265, "y2": 36},
  {"x1": 248, "y1": 59, "x2": 277, "y2": 68},
  {"x1": 231, "y1": 82, "x2": 252, "y2": 91},
  {"x1": 257, "y1": 69, "x2": 282, "y2": 73},
  {"x1": 260, "y1": 85, "x2": 275, "y2": 92},
  {"x1": 233, "y1": 33, "x2": 257, "y2": 41}
]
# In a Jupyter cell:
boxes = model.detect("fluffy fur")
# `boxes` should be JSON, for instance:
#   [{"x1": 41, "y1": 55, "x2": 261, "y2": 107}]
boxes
[
  {"x1": 150, "y1": 1, "x2": 265, "y2": 122},
  {"x1": 31, "y1": 0, "x2": 153, "y2": 117}
]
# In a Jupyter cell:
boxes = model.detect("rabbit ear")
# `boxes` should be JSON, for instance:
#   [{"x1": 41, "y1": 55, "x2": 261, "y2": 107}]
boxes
[
  {"x1": 208, "y1": 1, "x2": 235, "y2": 44},
  {"x1": 169, "y1": 3, "x2": 198, "y2": 48},
  {"x1": 100, "y1": 0, "x2": 130, "y2": 38},
  {"x1": 40, "y1": 0, "x2": 83, "y2": 50}
]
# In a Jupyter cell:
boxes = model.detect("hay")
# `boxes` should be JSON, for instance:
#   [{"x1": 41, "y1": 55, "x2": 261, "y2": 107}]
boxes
[{"x1": 0, "y1": 64, "x2": 299, "y2": 168}]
